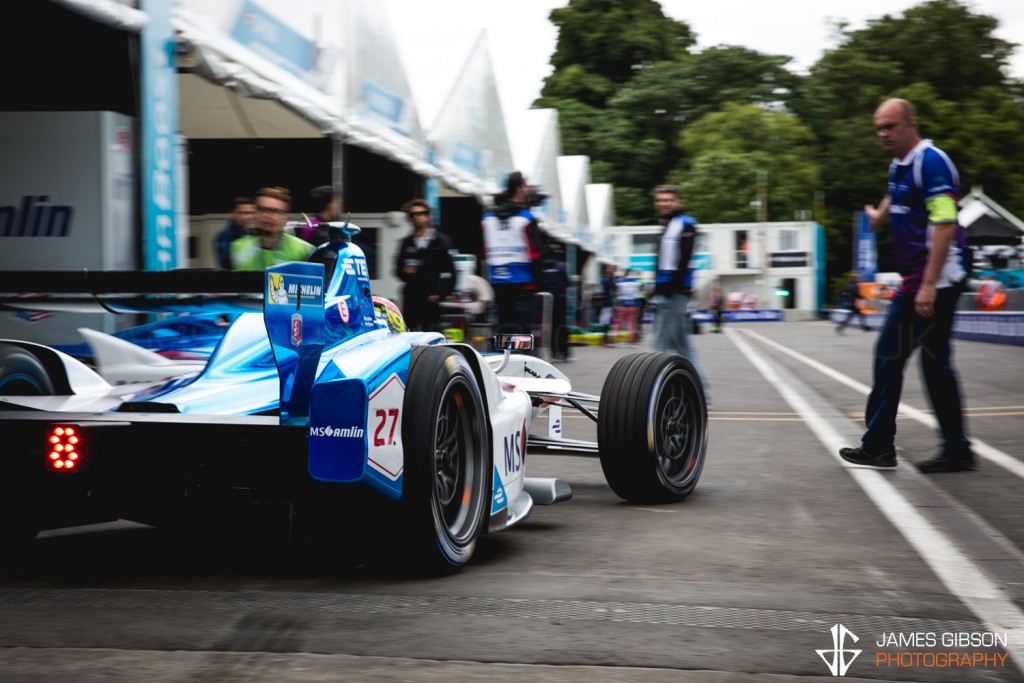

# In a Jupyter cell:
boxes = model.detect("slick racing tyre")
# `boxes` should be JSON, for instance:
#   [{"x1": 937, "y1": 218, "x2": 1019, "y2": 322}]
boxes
[
  {"x1": 0, "y1": 343, "x2": 55, "y2": 396},
  {"x1": 0, "y1": 345, "x2": 52, "y2": 555},
  {"x1": 398, "y1": 346, "x2": 489, "y2": 574},
  {"x1": 598, "y1": 352, "x2": 708, "y2": 503}
]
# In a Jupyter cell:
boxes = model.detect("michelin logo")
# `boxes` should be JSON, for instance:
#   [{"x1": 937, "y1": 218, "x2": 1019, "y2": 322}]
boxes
[{"x1": 310, "y1": 425, "x2": 365, "y2": 438}]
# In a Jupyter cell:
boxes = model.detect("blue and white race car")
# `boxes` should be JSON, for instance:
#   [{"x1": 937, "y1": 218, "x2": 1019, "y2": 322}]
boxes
[{"x1": 0, "y1": 227, "x2": 708, "y2": 573}]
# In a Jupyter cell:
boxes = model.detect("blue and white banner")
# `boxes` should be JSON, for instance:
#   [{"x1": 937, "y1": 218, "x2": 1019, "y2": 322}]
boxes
[
  {"x1": 140, "y1": 0, "x2": 179, "y2": 270},
  {"x1": 855, "y1": 211, "x2": 877, "y2": 283},
  {"x1": 695, "y1": 309, "x2": 785, "y2": 323}
]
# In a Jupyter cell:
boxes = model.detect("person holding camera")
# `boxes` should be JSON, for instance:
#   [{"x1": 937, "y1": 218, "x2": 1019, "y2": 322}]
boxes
[{"x1": 481, "y1": 171, "x2": 545, "y2": 341}]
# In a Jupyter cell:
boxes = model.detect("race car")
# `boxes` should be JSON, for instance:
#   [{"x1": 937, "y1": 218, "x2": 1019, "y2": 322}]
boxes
[{"x1": 0, "y1": 228, "x2": 708, "y2": 573}]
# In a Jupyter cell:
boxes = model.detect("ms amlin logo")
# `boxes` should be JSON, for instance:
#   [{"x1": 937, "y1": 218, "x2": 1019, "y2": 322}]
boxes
[{"x1": 817, "y1": 623, "x2": 861, "y2": 676}]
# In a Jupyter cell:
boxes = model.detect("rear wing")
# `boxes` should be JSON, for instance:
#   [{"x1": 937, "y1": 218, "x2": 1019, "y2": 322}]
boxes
[{"x1": 0, "y1": 269, "x2": 264, "y2": 315}]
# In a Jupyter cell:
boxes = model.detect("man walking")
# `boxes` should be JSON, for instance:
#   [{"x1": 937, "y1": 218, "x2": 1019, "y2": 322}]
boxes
[
  {"x1": 839, "y1": 98, "x2": 974, "y2": 473},
  {"x1": 835, "y1": 275, "x2": 870, "y2": 333},
  {"x1": 651, "y1": 184, "x2": 709, "y2": 396}
]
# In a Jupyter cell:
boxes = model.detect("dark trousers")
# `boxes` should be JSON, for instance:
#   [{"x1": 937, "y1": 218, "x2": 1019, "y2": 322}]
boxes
[
  {"x1": 862, "y1": 285, "x2": 970, "y2": 455},
  {"x1": 551, "y1": 294, "x2": 569, "y2": 360},
  {"x1": 838, "y1": 305, "x2": 869, "y2": 330},
  {"x1": 493, "y1": 284, "x2": 538, "y2": 336},
  {"x1": 403, "y1": 293, "x2": 440, "y2": 332}
]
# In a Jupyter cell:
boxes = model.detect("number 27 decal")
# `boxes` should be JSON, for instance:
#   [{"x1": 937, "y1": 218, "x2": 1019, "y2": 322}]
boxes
[{"x1": 373, "y1": 408, "x2": 399, "y2": 446}]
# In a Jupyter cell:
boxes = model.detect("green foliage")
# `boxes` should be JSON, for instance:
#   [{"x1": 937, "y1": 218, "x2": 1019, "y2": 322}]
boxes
[
  {"x1": 534, "y1": 0, "x2": 1024, "y2": 283},
  {"x1": 546, "y1": 0, "x2": 695, "y2": 100},
  {"x1": 673, "y1": 104, "x2": 821, "y2": 223}
]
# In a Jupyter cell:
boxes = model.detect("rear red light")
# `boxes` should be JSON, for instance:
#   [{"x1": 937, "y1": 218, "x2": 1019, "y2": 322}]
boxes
[{"x1": 47, "y1": 425, "x2": 82, "y2": 471}]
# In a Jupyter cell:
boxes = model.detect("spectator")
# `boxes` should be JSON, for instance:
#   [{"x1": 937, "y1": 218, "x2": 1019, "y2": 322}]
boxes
[
  {"x1": 394, "y1": 199, "x2": 456, "y2": 332},
  {"x1": 835, "y1": 274, "x2": 870, "y2": 333},
  {"x1": 709, "y1": 287, "x2": 725, "y2": 333},
  {"x1": 212, "y1": 197, "x2": 255, "y2": 269},
  {"x1": 594, "y1": 262, "x2": 616, "y2": 342},
  {"x1": 612, "y1": 268, "x2": 644, "y2": 344},
  {"x1": 650, "y1": 184, "x2": 710, "y2": 398},
  {"x1": 541, "y1": 242, "x2": 570, "y2": 361},
  {"x1": 296, "y1": 185, "x2": 341, "y2": 246},
  {"x1": 839, "y1": 98, "x2": 974, "y2": 473},
  {"x1": 230, "y1": 187, "x2": 313, "y2": 271},
  {"x1": 481, "y1": 171, "x2": 544, "y2": 341}
]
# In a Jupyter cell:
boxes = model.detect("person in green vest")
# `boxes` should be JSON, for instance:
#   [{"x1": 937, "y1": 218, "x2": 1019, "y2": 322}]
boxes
[{"x1": 231, "y1": 186, "x2": 313, "y2": 271}]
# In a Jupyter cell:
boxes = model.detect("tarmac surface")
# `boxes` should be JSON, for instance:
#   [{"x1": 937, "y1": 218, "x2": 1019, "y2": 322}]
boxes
[{"x1": 1, "y1": 318, "x2": 1023, "y2": 682}]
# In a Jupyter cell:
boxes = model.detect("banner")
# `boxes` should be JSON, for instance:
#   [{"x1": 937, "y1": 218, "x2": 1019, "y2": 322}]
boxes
[
  {"x1": 855, "y1": 211, "x2": 877, "y2": 282},
  {"x1": 140, "y1": 0, "x2": 179, "y2": 270}
]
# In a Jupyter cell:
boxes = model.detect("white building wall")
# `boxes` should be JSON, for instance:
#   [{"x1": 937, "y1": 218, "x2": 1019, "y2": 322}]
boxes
[{"x1": 606, "y1": 221, "x2": 821, "y2": 320}]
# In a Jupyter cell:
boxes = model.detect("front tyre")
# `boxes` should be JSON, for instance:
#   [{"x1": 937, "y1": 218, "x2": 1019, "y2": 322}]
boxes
[
  {"x1": 598, "y1": 352, "x2": 708, "y2": 503},
  {"x1": 399, "y1": 347, "x2": 489, "y2": 574}
]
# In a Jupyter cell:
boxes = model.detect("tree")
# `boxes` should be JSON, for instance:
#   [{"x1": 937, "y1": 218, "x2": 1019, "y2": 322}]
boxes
[
  {"x1": 791, "y1": 0, "x2": 1024, "y2": 280},
  {"x1": 544, "y1": 0, "x2": 695, "y2": 105},
  {"x1": 670, "y1": 104, "x2": 821, "y2": 224}
]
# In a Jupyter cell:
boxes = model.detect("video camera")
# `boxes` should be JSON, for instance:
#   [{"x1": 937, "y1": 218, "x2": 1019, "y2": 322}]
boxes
[{"x1": 524, "y1": 185, "x2": 548, "y2": 208}]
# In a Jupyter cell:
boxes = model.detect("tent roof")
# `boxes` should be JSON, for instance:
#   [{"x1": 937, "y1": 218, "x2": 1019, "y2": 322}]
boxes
[{"x1": 967, "y1": 213, "x2": 1024, "y2": 245}]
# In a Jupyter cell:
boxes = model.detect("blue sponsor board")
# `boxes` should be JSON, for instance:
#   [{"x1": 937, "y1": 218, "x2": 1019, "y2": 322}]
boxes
[
  {"x1": 140, "y1": 0, "x2": 179, "y2": 270},
  {"x1": 694, "y1": 309, "x2": 785, "y2": 323},
  {"x1": 361, "y1": 80, "x2": 405, "y2": 126},
  {"x1": 826, "y1": 309, "x2": 1024, "y2": 346},
  {"x1": 952, "y1": 312, "x2": 1024, "y2": 345},
  {"x1": 231, "y1": 0, "x2": 316, "y2": 80},
  {"x1": 451, "y1": 141, "x2": 482, "y2": 176},
  {"x1": 855, "y1": 211, "x2": 877, "y2": 283}
]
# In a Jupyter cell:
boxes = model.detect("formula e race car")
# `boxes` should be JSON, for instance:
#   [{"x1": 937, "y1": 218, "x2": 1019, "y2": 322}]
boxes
[{"x1": 0, "y1": 231, "x2": 708, "y2": 573}]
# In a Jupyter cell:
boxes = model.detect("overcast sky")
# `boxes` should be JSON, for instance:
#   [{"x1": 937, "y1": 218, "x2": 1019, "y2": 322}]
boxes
[{"x1": 387, "y1": 0, "x2": 1024, "y2": 167}]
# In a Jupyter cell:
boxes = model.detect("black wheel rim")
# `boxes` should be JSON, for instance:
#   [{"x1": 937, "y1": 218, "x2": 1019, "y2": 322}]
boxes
[
  {"x1": 652, "y1": 366, "x2": 704, "y2": 488},
  {"x1": 432, "y1": 377, "x2": 481, "y2": 545}
]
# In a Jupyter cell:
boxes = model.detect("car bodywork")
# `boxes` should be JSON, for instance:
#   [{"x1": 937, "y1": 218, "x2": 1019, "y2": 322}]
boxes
[{"x1": 0, "y1": 234, "x2": 709, "y2": 572}]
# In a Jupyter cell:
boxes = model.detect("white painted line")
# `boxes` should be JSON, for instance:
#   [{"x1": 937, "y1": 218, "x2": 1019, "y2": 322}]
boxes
[
  {"x1": 740, "y1": 328, "x2": 1024, "y2": 481},
  {"x1": 725, "y1": 328, "x2": 1024, "y2": 671}
]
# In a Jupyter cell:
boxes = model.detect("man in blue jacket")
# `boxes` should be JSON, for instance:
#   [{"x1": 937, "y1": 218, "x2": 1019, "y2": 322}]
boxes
[
  {"x1": 840, "y1": 98, "x2": 974, "y2": 473},
  {"x1": 651, "y1": 184, "x2": 709, "y2": 397}
]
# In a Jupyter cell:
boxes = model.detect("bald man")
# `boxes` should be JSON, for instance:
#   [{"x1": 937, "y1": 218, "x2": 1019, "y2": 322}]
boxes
[{"x1": 839, "y1": 98, "x2": 974, "y2": 474}]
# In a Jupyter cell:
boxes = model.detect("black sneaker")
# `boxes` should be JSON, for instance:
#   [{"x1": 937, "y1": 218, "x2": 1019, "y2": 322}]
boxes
[
  {"x1": 918, "y1": 452, "x2": 976, "y2": 473},
  {"x1": 839, "y1": 446, "x2": 897, "y2": 468}
]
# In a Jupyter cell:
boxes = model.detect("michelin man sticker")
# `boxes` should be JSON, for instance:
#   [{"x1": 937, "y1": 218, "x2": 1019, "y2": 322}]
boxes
[{"x1": 268, "y1": 273, "x2": 289, "y2": 305}]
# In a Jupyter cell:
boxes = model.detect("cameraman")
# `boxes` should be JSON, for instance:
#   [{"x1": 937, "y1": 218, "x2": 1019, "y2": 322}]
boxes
[{"x1": 481, "y1": 171, "x2": 545, "y2": 342}]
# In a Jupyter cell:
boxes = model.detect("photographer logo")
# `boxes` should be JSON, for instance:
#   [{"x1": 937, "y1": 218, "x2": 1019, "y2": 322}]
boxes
[{"x1": 817, "y1": 623, "x2": 861, "y2": 677}]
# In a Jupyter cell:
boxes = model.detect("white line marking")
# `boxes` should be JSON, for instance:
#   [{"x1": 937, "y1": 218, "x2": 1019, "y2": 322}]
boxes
[
  {"x1": 725, "y1": 328, "x2": 1024, "y2": 671},
  {"x1": 740, "y1": 328, "x2": 1024, "y2": 481}
]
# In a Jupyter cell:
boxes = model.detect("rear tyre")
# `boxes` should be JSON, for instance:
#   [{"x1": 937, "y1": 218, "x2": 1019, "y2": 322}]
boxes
[
  {"x1": 0, "y1": 344, "x2": 55, "y2": 396},
  {"x1": 598, "y1": 352, "x2": 708, "y2": 503},
  {"x1": 0, "y1": 345, "x2": 54, "y2": 556},
  {"x1": 396, "y1": 347, "x2": 489, "y2": 574}
]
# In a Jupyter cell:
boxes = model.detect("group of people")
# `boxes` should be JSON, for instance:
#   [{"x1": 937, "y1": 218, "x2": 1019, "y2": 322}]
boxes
[
  {"x1": 212, "y1": 186, "x2": 458, "y2": 334},
  {"x1": 208, "y1": 96, "x2": 974, "y2": 475},
  {"x1": 482, "y1": 98, "x2": 976, "y2": 476},
  {"x1": 211, "y1": 185, "x2": 340, "y2": 272}
]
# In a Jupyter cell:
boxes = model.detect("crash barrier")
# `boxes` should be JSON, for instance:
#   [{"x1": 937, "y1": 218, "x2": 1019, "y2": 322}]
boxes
[
  {"x1": 693, "y1": 309, "x2": 785, "y2": 323},
  {"x1": 827, "y1": 309, "x2": 1024, "y2": 346}
]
